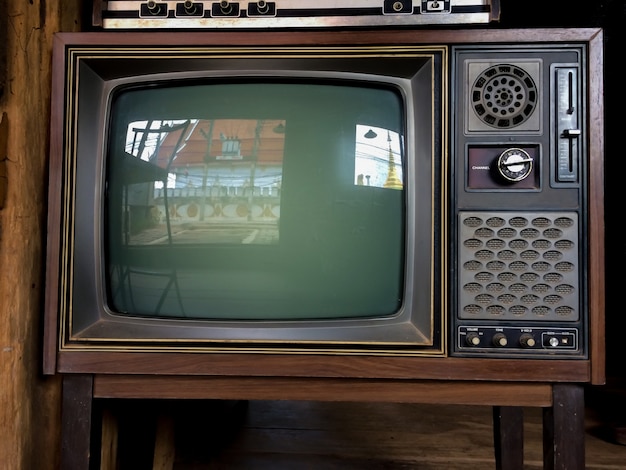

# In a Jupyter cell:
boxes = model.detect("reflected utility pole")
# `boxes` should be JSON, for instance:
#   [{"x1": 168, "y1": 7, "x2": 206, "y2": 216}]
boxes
[
  {"x1": 248, "y1": 120, "x2": 264, "y2": 220},
  {"x1": 199, "y1": 120, "x2": 214, "y2": 221}
]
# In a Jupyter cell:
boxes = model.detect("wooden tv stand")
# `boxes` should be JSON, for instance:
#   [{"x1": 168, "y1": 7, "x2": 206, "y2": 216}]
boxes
[
  {"x1": 47, "y1": 27, "x2": 605, "y2": 470},
  {"x1": 61, "y1": 374, "x2": 584, "y2": 470}
]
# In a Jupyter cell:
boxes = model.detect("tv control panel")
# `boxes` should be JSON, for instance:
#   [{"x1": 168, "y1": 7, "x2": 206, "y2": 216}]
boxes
[
  {"x1": 451, "y1": 45, "x2": 589, "y2": 358},
  {"x1": 94, "y1": 0, "x2": 500, "y2": 28},
  {"x1": 458, "y1": 326, "x2": 579, "y2": 352}
]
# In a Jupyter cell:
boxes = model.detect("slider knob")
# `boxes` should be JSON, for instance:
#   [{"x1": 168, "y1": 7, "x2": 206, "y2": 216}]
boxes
[{"x1": 492, "y1": 333, "x2": 508, "y2": 347}]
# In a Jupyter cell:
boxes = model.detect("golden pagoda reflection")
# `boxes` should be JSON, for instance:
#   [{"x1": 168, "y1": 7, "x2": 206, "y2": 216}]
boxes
[{"x1": 383, "y1": 130, "x2": 403, "y2": 190}]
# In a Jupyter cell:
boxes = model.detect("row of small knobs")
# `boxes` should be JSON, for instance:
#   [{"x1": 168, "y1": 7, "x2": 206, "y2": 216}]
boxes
[
  {"x1": 466, "y1": 332, "x2": 536, "y2": 348},
  {"x1": 146, "y1": 1, "x2": 272, "y2": 15}
]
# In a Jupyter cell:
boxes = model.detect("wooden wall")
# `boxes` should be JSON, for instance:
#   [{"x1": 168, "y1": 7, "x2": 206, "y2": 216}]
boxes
[{"x1": 0, "y1": 1, "x2": 81, "y2": 468}]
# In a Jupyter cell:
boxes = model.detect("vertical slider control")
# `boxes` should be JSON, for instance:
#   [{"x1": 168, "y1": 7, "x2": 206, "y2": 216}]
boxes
[{"x1": 555, "y1": 67, "x2": 581, "y2": 183}]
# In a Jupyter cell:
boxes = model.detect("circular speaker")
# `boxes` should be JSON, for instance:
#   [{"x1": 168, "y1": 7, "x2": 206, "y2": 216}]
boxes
[{"x1": 470, "y1": 64, "x2": 538, "y2": 129}]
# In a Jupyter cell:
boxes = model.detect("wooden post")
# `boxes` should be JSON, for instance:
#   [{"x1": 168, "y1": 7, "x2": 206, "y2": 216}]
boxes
[
  {"x1": 0, "y1": 1, "x2": 81, "y2": 469},
  {"x1": 153, "y1": 414, "x2": 176, "y2": 470},
  {"x1": 543, "y1": 384, "x2": 585, "y2": 470},
  {"x1": 61, "y1": 375, "x2": 94, "y2": 470},
  {"x1": 101, "y1": 408, "x2": 120, "y2": 470},
  {"x1": 493, "y1": 406, "x2": 524, "y2": 470}
]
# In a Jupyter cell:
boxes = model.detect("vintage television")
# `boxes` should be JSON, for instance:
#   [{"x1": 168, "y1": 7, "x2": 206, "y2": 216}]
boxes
[{"x1": 43, "y1": 28, "x2": 605, "y2": 387}]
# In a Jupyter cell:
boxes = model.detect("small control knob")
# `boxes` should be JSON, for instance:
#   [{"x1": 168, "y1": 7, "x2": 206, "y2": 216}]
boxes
[
  {"x1": 143, "y1": 0, "x2": 167, "y2": 16},
  {"x1": 220, "y1": 0, "x2": 232, "y2": 13},
  {"x1": 497, "y1": 148, "x2": 533, "y2": 182},
  {"x1": 384, "y1": 0, "x2": 411, "y2": 14},
  {"x1": 492, "y1": 333, "x2": 508, "y2": 347},
  {"x1": 178, "y1": 0, "x2": 202, "y2": 15},
  {"x1": 256, "y1": 0, "x2": 269, "y2": 13},
  {"x1": 520, "y1": 334, "x2": 536, "y2": 348},
  {"x1": 214, "y1": 0, "x2": 240, "y2": 15},
  {"x1": 465, "y1": 332, "x2": 481, "y2": 347},
  {"x1": 248, "y1": 0, "x2": 274, "y2": 16}
]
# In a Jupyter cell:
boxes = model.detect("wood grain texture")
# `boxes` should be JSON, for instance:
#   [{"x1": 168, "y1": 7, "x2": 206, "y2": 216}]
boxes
[
  {"x1": 57, "y1": 351, "x2": 592, "y2": 383},
  {"x1": 0, "y1": 1, "x2": 81, "y2": 469},
  {"x1": 100, "y1": 408, "x2": 119, "y2": 470},
  {"x1": 586, "y1": 28, "x2": 607, "y2": 386},
  {"x1": 103, "y1": 398, "x2": 626, "y2": 469},
  {"x1": 493, "y1": 406, "x2": 524, "y2": 470},
  {"x1": 61, "y1": 375, "x2": 94, "y2": 470},
  {"x1": 52, "y1": 27, "x2": 604, "y2": 48},
  {"x1": 543, "y1": 384, "x2": 586, "y2": 470},
  {"x1": 93, "y1": 375, "x2": 554, "y2": 407}
]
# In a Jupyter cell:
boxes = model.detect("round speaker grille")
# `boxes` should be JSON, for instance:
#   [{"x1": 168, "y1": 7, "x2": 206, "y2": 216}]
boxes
[{"x1": 471, "y1": 64, "x2": 538, "y2": 129}]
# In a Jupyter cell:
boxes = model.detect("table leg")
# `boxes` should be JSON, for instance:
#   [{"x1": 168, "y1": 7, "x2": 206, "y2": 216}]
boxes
[
  {"x1": 493, "y1": 406, "x2": 524, "y2": 470},
  {"x1": 543, "y1": 383, "x2": 585, "y2": 470},
  {"x1": 61, "y1": 375, "x2": 94, "y2": 470}
]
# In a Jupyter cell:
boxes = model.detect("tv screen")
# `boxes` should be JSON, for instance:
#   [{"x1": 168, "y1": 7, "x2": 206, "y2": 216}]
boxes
[{"x1": 105, "y1": 81, "x2": 406, "y2": 321}]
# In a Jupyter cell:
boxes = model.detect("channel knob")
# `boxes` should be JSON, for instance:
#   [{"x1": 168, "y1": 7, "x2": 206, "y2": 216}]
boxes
[{"x1": 497, "y1": 148, "x2": 533, "y2": 182}]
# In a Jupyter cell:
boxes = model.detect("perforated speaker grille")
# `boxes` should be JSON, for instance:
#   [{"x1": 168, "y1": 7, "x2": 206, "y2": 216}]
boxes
[
  {"x1": 458, "y1": 212, "x2": 579, "y2": 322},
  {"x1": 470, "y1": 64, "x2": 538, "y2": 129}
]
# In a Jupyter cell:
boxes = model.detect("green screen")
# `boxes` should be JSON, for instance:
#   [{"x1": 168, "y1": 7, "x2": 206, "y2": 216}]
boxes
[{"x1": 105, "y1": 82, "x2": 406, "y2": 320}]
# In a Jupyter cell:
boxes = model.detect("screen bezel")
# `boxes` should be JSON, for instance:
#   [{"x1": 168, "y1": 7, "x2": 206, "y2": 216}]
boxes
[{"x1": 51, "y1": 43, "x2": 447, "y2": 355}]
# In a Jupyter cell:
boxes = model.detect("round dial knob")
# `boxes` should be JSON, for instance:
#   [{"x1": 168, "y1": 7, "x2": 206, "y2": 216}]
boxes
[
  {"x1": 520, "y1": 334, "x2": 536, "y2": 348},
  {"x1": 497, "y1": 148, "x2": 533, "y2": 182},
  {"x1": 492, "y1": 333, "x2": 508, "y2": 347},
  {"x1": 465, "y1": 332, "x2": 481, "y2": 347}
]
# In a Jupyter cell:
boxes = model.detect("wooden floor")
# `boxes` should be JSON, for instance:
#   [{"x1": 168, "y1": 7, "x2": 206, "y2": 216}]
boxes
[{"x1": 110, "y1": 387, "x2": 626, "y2": 469}]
